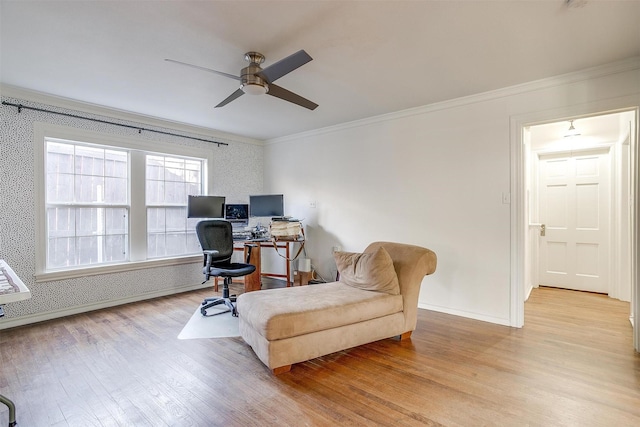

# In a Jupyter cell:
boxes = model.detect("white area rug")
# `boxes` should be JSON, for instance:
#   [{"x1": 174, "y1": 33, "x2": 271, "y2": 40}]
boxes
[{"x1": 178, "y1": 305, "x2": 240, "y2": 339}]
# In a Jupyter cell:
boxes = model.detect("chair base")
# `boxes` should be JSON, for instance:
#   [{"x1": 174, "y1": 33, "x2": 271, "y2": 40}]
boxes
[
  {"x1": 201, "y1": 296, "x2": 237, "y2": 317},
  {"x1": 201, "y1": 276, "x2": 238, "y2": 317}
]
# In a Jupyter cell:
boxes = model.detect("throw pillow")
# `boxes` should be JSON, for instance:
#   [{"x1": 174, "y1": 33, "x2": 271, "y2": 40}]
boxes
[{"x1": 333, "y1": 246, "x2": 400, "y2": 294}]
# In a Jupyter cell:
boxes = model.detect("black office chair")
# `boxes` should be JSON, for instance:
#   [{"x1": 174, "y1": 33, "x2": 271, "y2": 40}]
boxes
[{"x1": 196, "y1": 220, "x2": 256, "y2": 317}]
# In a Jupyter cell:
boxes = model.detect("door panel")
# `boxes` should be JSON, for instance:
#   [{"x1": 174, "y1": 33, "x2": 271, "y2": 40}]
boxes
[{"x1": 538, "y1": 149, "x2": 610, "y2": 293}]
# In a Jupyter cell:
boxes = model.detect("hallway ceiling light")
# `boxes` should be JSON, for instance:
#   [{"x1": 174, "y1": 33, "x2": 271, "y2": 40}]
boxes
[{"x1": 564, "y1": 120, "x2": 581, "y2": 137}]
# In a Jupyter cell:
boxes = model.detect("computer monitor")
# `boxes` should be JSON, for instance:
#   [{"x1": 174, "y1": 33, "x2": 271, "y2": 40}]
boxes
[
  {"x1": 225, "y1": 203, "x2": 249, "y2": 225},
  {"x1": 249, "y1": 194, "x2": 284, "y2": 217},
  {"x1": 187, "y1": 195, "x2": 225, "y2": 218}
]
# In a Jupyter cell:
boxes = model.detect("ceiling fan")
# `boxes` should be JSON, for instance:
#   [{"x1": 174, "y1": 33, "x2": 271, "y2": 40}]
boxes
[{"x1": 166, "y1": 50, "x2": 318, "y2": 110}]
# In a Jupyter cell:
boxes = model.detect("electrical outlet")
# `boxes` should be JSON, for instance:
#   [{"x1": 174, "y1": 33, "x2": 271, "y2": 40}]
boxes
[
  {"x1": 332, "y1": 245, "x2": 342, "y2": 253},
  {"x1": 309, "y1": 200, "x2": 317, "y2": 208}
]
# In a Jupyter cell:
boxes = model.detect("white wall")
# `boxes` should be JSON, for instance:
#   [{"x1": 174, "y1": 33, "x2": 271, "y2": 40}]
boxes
[
  {"x1": 263, "y1": 59, "x2": 640, "y2": 326},
  {"x1": 0, "y1": 89, "x2": 264, "y2": 327}
]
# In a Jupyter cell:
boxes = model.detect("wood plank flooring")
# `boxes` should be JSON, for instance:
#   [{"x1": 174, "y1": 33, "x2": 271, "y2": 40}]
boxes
[{"x1": 1, "y1": 285, "x2": 639, "y2": 426}]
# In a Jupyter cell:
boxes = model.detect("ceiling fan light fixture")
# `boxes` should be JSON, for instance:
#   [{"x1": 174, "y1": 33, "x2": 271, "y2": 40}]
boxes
[{"x1": 241, "y1": 83, "x2": 268, "y2": 96}]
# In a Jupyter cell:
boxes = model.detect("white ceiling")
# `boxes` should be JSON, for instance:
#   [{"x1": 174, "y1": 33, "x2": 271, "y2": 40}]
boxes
[{"x1": 1, "y1": 1, "x2": 639, "y2": 141}]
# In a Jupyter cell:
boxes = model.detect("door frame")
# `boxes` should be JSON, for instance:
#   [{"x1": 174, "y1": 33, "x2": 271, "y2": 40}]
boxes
[{"x1": 509, "y1": 101, "x2": 639, "y2": 352}]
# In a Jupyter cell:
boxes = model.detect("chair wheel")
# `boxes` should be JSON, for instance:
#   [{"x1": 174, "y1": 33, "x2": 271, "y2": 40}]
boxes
[
  {"x1": 230, "y1": 295, "x2": 237, "y2": 302},
  {"x1": 200, "y1": 307, "x2": 207, "y2": 316}
]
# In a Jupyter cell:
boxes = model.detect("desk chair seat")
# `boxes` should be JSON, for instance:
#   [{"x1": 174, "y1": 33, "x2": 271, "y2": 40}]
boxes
[{"x1": 196, "y1": 220, "x2": 256, "y2": 317}]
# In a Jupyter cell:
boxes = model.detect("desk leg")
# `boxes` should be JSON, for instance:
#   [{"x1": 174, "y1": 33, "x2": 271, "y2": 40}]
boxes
[
  {"x1": 244, "y1": 244, "x2": 261, "y2": 292},
  {"x1": 286, "y1": 242, "x2": 291, "y2": 286},
  {"x1": 0, "y1": 393, "x2": 17, "y2": 427}
]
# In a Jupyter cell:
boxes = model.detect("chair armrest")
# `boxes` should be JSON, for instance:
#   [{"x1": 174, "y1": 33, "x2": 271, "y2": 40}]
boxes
[
  {"x1": 202, "y1": 250, "x2": 220, "y2": 283},
  {"x1": 203, "y1": 250, "x2": 219, "y2": 268}
]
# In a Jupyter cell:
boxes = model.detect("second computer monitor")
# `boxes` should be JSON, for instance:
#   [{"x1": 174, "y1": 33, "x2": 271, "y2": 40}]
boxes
[{"x1": 249, "y1": 194, "x2": 284, "y2": 218}]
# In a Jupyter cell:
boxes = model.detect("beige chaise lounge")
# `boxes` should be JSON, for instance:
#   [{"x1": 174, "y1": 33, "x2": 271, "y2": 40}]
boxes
[{"x1": 237, "y1": 241, "x2": 437, "y2": 374}]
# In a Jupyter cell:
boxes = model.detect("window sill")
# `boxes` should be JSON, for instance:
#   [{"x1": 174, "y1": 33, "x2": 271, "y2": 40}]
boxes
[{"x1": 35, "y1": 255, "x2": 203, "y2": 283}]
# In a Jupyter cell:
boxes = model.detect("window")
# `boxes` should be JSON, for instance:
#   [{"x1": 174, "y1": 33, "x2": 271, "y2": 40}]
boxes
[
  {"x1": 146, "y1": 155, "x2": 203, "y2": 258},
  {"x1": 35, "y1": 124, "x2": 214, "y2": 279},
  {"x1": 46, "y1": 140, "x2": 129, "y2": 269}
]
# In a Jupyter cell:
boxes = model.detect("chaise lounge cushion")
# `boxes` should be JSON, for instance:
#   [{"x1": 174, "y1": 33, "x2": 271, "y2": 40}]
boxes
[
  {"x1": 333, "y1": 246, "x2": 400, "y2": 295},
  {"x1": 237, "y1": 281, "x2": 403, "y2": 341}
]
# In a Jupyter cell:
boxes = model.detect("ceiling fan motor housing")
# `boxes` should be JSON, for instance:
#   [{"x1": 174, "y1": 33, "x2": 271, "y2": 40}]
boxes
[{"x1": 241, "y1": 52, "x2": 268, "y2": 95}]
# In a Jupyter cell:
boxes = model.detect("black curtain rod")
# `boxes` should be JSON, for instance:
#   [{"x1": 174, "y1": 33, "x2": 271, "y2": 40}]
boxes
[{"x1": 1, "y1": 101, "x2": 228, "y2": 147}]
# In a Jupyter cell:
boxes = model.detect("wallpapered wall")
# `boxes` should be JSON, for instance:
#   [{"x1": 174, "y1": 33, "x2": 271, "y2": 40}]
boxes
[{"x1": 0, "y1": 96, "x2": 263, "y2": 323}]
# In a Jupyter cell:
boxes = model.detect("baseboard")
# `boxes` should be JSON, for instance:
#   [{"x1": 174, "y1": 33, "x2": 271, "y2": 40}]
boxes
[
  {"x1": 417, "y1": 302, "x2": 511, "y2": 327},
  {"x1": 0, "y1": 282, "x2": 210, "y2": 330},
  {"x1": 525, "y1": 285, "x2": 534, "y2": 301}
]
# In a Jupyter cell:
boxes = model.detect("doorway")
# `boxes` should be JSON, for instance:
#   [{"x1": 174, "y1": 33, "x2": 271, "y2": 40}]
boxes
[
  {"x1": 513, "y1": 107, "x2": 638, "y2": 351},
  {"x1": 536, "y1": 147, "x2": 612, "y2": 293}
]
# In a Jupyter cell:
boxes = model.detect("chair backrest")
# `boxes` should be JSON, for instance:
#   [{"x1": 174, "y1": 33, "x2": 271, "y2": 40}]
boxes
[{"x1": 195, "y1": 220, "x2": 234, "y2": 264}]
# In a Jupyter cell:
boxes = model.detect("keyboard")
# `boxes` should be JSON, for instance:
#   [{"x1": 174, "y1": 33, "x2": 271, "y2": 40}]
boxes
[{"x1": 233, "y1": 232, "x2": 252, "y2": 240}]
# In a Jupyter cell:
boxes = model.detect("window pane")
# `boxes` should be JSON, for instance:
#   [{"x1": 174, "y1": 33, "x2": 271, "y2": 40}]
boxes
[
  {"x1": 147, "y1": 233, "x2": 164, "y2": 258},
  {"x1": 146, "y1": 156, "x2": 164, "y2": 180},
  {"x1": 76, "y1": 208, "x2": 100, "y2": 237},
  {"x1": 147, "y1": 208, "x2": 166, "y2": 233},
  {"x1": 105, "y1": 150, "x2": 127, "y2": 178},
  {"x1": 48, "y1": 237, "x2": 76, "y2": 268},
  {"x1": 186, "y1": 182, "x2": 200, "y2": 198},
  {"x1": 165, "y1": 233, "x2": 186, "y2": 255},
  {"x1": 186, "y1": 217, "x2": 200, "y2": 230},
  {"x1": 47, "y1": 172, "x2": 74, "y2": 203},
  {"x1": 146, "y1": 180, "x2": 164, "y2": 204},
  {"x1": 164, "y1": 158, "x2": 185, "y2": 182},
  {"x1": 75, "y1": 146, "x2": 104, "y2": 176},
  {"x1": 166, "y1": 207, "x2": 186, "y2": 232},
  {"x1": 75, "y1": 175, "x2": 105, "y2": 203},
  {"x1": 104, "y1": 235, "x2": 127, "y2": 262},
  {"x1": 47, "y1": 208, "x2": 76, "y2": 238},
  {"x1": 186, "y1": 231, "x2": 201, "y2": 253},
  {"x1": 105, "y1": 208, "x2": 128, "y2": 235},
  {"x1": 185, "y1": 160, "x2": 201, "y2": 183},
  {"x1": 164, "y1": 181, "x2": 185, "y2": 204},
  {"x1": 77, "y1": 236, "x2": 99, "y2": 265},
  {"x1": 47, "y1": 142, "x2": 74, "y2": 173},
  {"x1": 104, "y1": 177, "x2": 127, "y2": 203}
]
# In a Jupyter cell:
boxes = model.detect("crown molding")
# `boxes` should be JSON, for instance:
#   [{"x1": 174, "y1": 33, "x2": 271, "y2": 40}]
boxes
[
  {"x1": 0, "y1": 84, "x2": 264, "y2": 146},
  {"x1": 267, "y1": 56, "x2": 640, "y2": 145}
]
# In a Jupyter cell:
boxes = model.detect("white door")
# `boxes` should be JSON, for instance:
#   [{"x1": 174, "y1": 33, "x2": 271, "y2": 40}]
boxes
[{"x1": 538, "y1": 148, "x2": 611, "y2": 293}]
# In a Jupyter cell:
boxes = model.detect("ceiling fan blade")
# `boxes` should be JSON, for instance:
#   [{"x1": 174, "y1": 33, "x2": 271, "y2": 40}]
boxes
[
  {"x1": 215, "y1": 89, "x2": 244, "y2": 108},
  {"x1": 267, "y1": 84, "x2": 318, "y2": 110},
  {"x1": 165, "y1": 58, "x2": 240, "y2": 81},
  {"x1": 256, "y1": 50, "x2": 312, "y2": 83}
]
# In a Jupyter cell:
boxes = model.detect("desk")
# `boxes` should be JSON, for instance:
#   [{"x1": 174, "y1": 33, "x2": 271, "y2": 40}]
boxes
[
  {"x1": 216, "y1": 238, "x2": 305, "y2": 292},
  {"x1": 0, "y1": 260, "x2": 31, "y2": 427}
]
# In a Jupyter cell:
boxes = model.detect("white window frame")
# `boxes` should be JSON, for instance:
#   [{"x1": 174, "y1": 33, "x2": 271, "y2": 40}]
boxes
[{"x1": 34, "y1": 122, "x2": 214, "y2": 282}]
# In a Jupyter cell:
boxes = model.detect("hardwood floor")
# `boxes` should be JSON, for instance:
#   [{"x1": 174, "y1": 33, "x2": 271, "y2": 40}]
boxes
[{"x1": 1, "y1": 285, "x2": 638, "y2": 426}]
